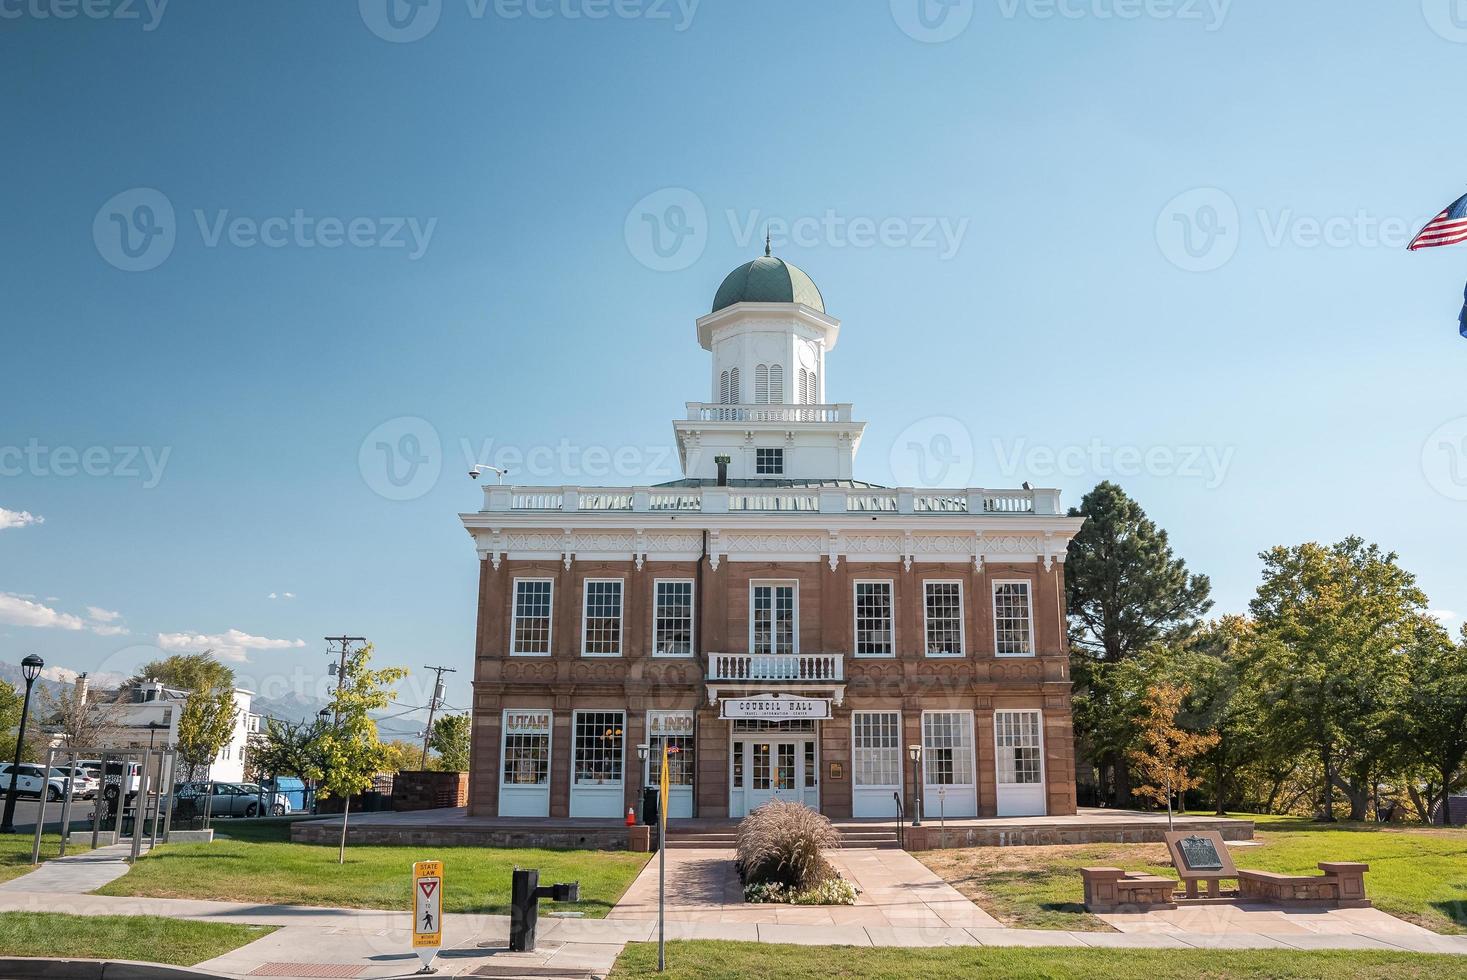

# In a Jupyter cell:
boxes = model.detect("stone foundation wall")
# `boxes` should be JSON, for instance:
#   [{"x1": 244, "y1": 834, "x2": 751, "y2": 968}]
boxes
[
  {"x1": 290, "y1": 820, "x2": 634, "y2": 850},
  {"x1": 903, "y1": 818, "x2": 1253, "y2": 850}
]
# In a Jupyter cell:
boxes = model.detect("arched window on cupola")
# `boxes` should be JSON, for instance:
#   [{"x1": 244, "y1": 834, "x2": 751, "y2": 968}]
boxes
[
  {"x1": 797, "y1": 368, "x2": 809, "y2": 404},
  {"x1": 769, "y1": 364, "x2": 784, "y2": 404},
  {"x1": 729, "y1": 367, "x2": 741, "y2": 403},
  {"x1": 755, "y1": 365, "x2": 769, "y2": 405},
  {"x1": 720, "y1": 370, "x2": 731, "y2": 405},
  {"x1": 808, "y1": 369, "x2": 818, "y2": 403}
]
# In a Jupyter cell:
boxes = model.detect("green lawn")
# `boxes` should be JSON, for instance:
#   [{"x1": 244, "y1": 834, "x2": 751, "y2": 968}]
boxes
[
  {"x1": 96, "y1": 818, "x2": 649, "y2": 917},
  {"x1": 610, "y1": 941, "x2": 1467, "y2": 979},
  {"x1": 0, "y1": 911, "x2": 271, "y2": 966},
  {"x1": 919, "y1": 813, "x2": 1467, "y2": 934},
  {"x1": 0, "y1": 834, "x2": 91, "y2": 885}
]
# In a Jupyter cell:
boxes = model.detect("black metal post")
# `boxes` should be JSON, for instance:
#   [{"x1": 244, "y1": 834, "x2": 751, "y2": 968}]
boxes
[
  {"x1": 1, "y1": 670, "x2": 39, "y2": 834},
  {"x1": 509, "y1": 867, "x2": 539, "y2": 952}
]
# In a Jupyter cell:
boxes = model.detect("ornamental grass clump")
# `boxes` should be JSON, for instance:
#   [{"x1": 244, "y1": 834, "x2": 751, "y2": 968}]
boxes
[{"x1": 736, "y1": 800, "x2": 853, "y2": 904}]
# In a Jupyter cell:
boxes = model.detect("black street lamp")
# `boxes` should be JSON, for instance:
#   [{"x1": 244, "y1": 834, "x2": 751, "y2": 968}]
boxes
[
  {"x1": 907, "y1": 744, "x2": 923, "y2": 828},
  {"x1": 1, "y1": 654, "x2": 45, "y2": 834}
]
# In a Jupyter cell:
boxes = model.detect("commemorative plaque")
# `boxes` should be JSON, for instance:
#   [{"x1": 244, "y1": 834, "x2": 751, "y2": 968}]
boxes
[{"x1": 1163, "y1": 829, "x2": 1237, "y2": 898}]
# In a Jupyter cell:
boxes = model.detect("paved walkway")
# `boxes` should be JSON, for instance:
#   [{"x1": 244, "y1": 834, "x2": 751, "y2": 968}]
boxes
[
  {"x1": 2, "y1": 845, "x2": 1466, "y2": 976},
  {"x1": 610, "y1": 847, "x2": 1001, "y2": 930},
  {"x1": 0, "y1": 841, "x2": 143, "y2": 894}
]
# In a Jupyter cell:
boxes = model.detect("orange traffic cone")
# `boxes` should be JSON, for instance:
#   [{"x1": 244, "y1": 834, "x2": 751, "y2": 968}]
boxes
[{"x1": 626, "y1": 806, "x2": 636, "y2": 827}]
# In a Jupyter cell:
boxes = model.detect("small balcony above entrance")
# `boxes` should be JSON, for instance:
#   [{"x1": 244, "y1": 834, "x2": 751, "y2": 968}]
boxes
[{"x1": 708, "y1": 653, "x2": 843, "y2": 683}]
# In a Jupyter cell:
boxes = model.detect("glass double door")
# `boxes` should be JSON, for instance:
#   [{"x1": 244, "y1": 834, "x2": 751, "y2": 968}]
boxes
[{"x1": 734, "y1": 739, "x2": 818, "y2": 816}]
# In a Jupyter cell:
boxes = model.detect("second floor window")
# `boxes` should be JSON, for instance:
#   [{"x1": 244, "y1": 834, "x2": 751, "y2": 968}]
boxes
[
  {"x1": 582, "y1": 579, "x2": 624, "y2": 656},
  {"x1": 994, "y1": 581, "x2": 1034, "y2": 656},
  {"x1": 924, "y1": 581, "x2": 964, "y2": 657},
  {"x1": 853, "y1": 581, "x2": 894, "y2": 657},
  {"x1": 511, "y1": 579, "x2": 553, "y2": 656},
  {"x1": 654, "y1": 580, "x2": 694, "y2": 656},
  {"x1": 752, "y1": 583, "x2": 796, "y2": 655},
  {"x1": 756, "y1": 448, "x2": 784, "y2": 475}
]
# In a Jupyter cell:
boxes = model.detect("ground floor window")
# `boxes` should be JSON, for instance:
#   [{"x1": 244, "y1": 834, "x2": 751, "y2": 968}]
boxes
[
  {"x1": 852, "y1": 711, "x2": 901, "y2": 787},
  {"x1": 922, "y1": 710, "x2": 976, "y2": 818},
  {"x1": 499, "y1": 710, "x2": 552, "y2": 818},
  {"x1": 573, "y1": 711, "x2": 624, "y2": 786},
  {"x1": 994, "y1": 709, "x2": 1047, "y2": 817},
  {"x1": 646, "y1": 711, "x2": 695, "y2": 787}
]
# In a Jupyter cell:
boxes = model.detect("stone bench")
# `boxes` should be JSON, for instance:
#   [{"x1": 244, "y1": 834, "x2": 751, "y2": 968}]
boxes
[
  {"x1": 1237, "y1": 862, "x2": 1370, "y2": 908},
  {"x1": 1080, "y1": 867, "x2": 1179, "y2": 912}
]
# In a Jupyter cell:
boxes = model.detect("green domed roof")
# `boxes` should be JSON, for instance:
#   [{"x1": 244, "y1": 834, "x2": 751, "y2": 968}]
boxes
[{"x1": 711, "y1": 255, "x2": 824, "y2": 314}]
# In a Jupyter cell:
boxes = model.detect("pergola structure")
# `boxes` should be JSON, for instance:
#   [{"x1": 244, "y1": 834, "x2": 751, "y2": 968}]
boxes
[{"x1": 28, "y1": 742, "x2": 181, "y2": 866}]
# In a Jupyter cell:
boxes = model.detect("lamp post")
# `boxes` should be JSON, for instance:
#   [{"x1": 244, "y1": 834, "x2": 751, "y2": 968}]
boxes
[
  {"x1": 1, "y1": 655, "x2": 44, "y2": 834},
  {"x1": 907, "y1": 744, "x2": 923, "y2": 828}
]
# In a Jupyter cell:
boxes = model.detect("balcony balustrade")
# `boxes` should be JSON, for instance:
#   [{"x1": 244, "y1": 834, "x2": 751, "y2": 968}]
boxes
[
  {"x1": 485, "y1": 485, "x2": 1060, "y2": 515},
  {"x1": 707, "y1": 653, "x2": 844, "y2": 683}
]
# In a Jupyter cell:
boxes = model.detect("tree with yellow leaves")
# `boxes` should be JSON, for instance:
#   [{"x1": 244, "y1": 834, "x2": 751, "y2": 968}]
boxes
[{"x1": 1129, "y1": 683, "x2": 1219, "y2": 829}]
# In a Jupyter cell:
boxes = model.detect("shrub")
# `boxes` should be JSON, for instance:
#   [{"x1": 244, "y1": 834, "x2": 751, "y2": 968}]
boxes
[{"x1": 735, "y1": 800, "x2": 842, "y2": 891}]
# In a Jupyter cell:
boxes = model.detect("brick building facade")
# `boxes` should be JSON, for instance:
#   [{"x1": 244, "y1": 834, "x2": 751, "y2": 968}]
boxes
[{"x1": 461, "y1": 252, "x2": 1085, "y2": 822}]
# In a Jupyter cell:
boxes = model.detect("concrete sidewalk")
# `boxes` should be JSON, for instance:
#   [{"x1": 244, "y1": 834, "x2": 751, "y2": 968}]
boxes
[
  {"x1": 0, "y1": 841, "x2": 143, "y2": 894},
  {"x1": 4, "y1": 847, "x2": 1467, "y2": 977}
]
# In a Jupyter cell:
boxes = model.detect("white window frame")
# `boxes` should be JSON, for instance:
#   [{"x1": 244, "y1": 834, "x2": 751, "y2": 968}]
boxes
[
  {"x1": 992, "y1": 579, "x2": 1036, "y2": 658},
  {"x1": 580, "y1": 578, "x2": 625, "y2": 658},
  {"x1": 499, "y1": 709, "x2": 553, "y2": 791},
  {"x1": 922, "y1": 579, "x2": 966, "y2": 658},
  {"x1": 571, "y1": 709, "x2": 626, "y2": 788},
  {"x1": 994, "y1": 709, "x2": 1045, "y2": 787},
  {"x1": 852, "y1": 579, "x2": 895, "y2": 658},
  {"x1": 652, "y1": 578, "x2": 696, "y2": 658},
  {"x1": 749, "y1": 580, "x2": 799, "y2": 656},
  {"x1": 851, "y1": 710, "x2": 903, "y2": 789},
  {"x1": 510, "y1": 577, "x2": 555, "y2": 657}
]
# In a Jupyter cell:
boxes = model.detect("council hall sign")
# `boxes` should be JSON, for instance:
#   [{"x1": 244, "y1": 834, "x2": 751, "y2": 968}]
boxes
[{"x1": 718, "y1": 693, "x2": 832, "y2": 721}]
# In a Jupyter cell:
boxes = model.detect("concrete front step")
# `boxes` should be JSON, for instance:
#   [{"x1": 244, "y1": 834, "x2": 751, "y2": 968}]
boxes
[{"x1": 667, "y1": 835, "x2": 901, "y2": 849}]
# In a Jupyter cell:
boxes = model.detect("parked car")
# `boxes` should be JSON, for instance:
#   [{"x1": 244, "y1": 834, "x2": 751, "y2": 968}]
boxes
[
  {"x1": 0, "y1": 763, "x2": 76, "y2": 802},
  {"x1": 51, "y1": 766, "x2": 99, "y2": 799},
  {"x1": 74, "y1": 759, "x2": 142, "y2": 800},
  {"x1": 173, "y1": 781, "x2": 291, "y2": 818}
]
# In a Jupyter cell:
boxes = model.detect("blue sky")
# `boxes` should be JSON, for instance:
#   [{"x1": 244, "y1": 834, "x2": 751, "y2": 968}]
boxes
[{"x1": 3, "y1": 0, "x2": 1465, "y2": 715}]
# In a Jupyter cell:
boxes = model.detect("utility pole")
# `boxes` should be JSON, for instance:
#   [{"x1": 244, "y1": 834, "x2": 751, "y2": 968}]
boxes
[
  {"x1": 324, "y1": 636, "x2": 367, "y2": 725},
  {"x1": 419, "y1": 665, "x2": 457, "y2": 769}
]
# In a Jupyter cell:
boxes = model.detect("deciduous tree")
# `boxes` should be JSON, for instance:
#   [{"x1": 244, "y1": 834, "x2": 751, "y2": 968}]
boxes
[
  {"x1": 430, "y1": 714, "x2": 471, "y2": 772},
  {"x1": 1129, "y1": 682, "x2": 1219, "y2": 829}
]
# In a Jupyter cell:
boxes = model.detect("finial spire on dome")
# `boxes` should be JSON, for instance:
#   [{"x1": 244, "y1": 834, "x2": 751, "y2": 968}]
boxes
[{"x1": 765, "y1": 227, "x2": 771, "y2": 257}]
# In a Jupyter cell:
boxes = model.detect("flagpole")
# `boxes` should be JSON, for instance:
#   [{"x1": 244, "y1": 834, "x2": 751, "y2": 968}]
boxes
[{"x1": 658, "y1": 744, "x2": 667, "y2": 972}]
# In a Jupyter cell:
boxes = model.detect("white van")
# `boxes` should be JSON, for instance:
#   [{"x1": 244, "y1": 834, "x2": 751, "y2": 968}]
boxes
[{"x1": 0, "y1": 763, "x2": 74, "y2": 802}]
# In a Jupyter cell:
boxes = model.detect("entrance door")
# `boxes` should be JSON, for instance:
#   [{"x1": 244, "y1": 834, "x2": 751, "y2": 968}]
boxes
[{"x1": 746, "y1": 741, "x2": 797, "y2": 812}]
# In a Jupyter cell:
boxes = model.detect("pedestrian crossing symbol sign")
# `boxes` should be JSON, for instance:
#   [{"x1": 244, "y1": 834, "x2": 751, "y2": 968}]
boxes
[{"x1": 413, "y1": 860, "x2": 443, "y2": 968}]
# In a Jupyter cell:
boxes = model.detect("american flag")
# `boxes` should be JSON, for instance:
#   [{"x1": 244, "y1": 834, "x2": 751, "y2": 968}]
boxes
[{"x1": 1409, "y1": 192, "x2": 1467, "y2": 250}]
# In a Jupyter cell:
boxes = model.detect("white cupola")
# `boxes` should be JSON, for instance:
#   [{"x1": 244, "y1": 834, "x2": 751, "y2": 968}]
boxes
[{"x1": 670, "y1": 250, "x2": 866, "y2": 484}]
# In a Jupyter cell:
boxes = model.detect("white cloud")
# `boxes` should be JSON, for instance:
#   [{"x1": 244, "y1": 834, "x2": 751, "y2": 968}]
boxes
[
  {"x1": 1429, "y1": 609, "x2": 1458, "y2": 623},
  {"x1": 40, "y1": 665, "x2": 128, "y2": 687},
  {"x1": 0, "y1": 508, "x2": 43, "y2": 531},
  {"x1": 91, "y1": 624, "x2": 129, "y2": 637},
  {"x1": 267, "y1": 592, "x2": 296, "y2": 600},
  {"x1": 0, "y1": 594, "x2": 85, "y2": 631},
  {"x1": 156, "y1": 628, "x2": 307, "y2": 663},
  {"x1": 86, "y1": 607, "x2": 122, "y2": 623}
]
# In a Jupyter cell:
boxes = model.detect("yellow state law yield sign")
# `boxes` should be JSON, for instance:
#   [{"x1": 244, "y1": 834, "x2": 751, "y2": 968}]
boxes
[{"x1": 413, "y1": 860, "x2": 444, "y2": 970}]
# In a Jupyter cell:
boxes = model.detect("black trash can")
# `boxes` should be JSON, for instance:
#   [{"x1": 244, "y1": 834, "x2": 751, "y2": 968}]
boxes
[{"x1": 640, "y1": 786, "x2": 660, "y2": 827}]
